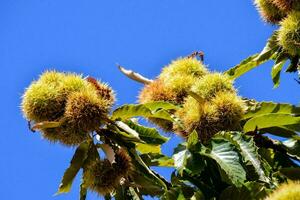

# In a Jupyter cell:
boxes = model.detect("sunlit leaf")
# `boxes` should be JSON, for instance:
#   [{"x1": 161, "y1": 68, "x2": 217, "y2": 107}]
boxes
[
  {"x1": 226, "y1": 31, "x2": 279, "y2": 80},
  {"x1": 141, "y1": 153, "x2": 174, "y2": 167},
  {"x1": 112, "y1": 104, "x2": 175, "y2": 122},
  {"x1": 226, "y1": 54, "x2": 260, "y2": 79},
  {"x1": 173, "y1": 150, "x2": 190, "y2": 176},
  {"x1": 115, "y1": 121, "x2": 140, "y2": 139},
  {"x1": 243, "y1": 101, "x2": 300, "y2": 121},
  {"x1": 243, "y1": 101, "x2": 300, "y2": 136},
  {"x1": 199, "y1": 139, "x2": 246, "y2": 187},
  {"x1": 152, "y1": 109, "x2": 176, "y2": 122},
  {"x1": 110, "y1": 123, "x2": 144, "y2": 143},
  {"x1": 216, "y1": 132, "x2": 269, "y2": 183},
  {"x1": 143, "y1": 101, "x2": 179, "y2": 111},
  {"x1": 56, "y1": 141, "x2": 89, "y2": 194},
  {"x1": 173, "y1": 144, "x2": 205, "y2": 175},
  {"x1": 187, "y1": 130, "x2": 199, "y2": 151},
  {"x1": 136, "y1": 143, "x2": 161, "y2": 154},
  {"x1": 126, "y1": 120, "x2": 169, "y2": 144},
  {"x1": 243, "y1": 114, "x2": 300, "y2": 133},
  {"x1": 271, "y1": 58, "x2": 287, "y2": 88},
  {"x1": 112, "y1": 104, "x2": 151, "y2": 120}
]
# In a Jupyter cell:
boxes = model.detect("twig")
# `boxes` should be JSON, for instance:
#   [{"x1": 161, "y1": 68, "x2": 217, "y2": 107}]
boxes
[
  {"x1": 118, "y1": 65, "x2": 153, "y2": 84},
  {"x1": 28, "y1": 121, "x2": 36, "y2": 133},
  {"x1": 187, "y1": 51, "x2": 204, "y2": 62}
]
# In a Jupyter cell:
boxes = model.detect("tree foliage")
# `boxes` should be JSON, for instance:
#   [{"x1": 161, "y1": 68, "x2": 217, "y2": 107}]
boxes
[{"x1": 21, "y1": 1, "x2": 300, "y2": 200}]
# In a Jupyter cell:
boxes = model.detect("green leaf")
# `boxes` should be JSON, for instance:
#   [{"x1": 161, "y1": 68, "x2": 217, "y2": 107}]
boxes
[
  {"x1": 282, "y1": 139, "x2": 300, "y2": 159},
  {"x1": 56, "y1": 142, "x2": 89, "y2": 194},
  {"x1": 141, "y1": 153, "x2": 174, "y2": 167},
  {"x1": 152, "y1": 109, "x2": 176, "y2": 122},
  {"x1": 109, "y1": 123, "x2": 144, "y2": 143},
  {"x1": 185, "y1": 153, "x2": 205, "y2": 175},
  {"x1": 115, "y1": 186, "x2": 141, "y2": 200},
  {"x1": 127, "y1": 187, "x2": 142, "y2": 200},
  {"x1": 143, "y1": 101, "x2": 179, "y2": 111},
  {"x1": 286, "y1": 55, "x2": 299, "y2": 72},
  {"x1": 216, "y1": 132, "x2": 270, "y2": 183},
  {"x1": 199, "y1": 139, "x2": 246, "y2": 187},
  {"x1": 225, "y1": 32, "x2": 279, "y2": 80},
  {"x1": 126, "y1": 120, "x2": 169, "y2": 144},
  {"x1": 172, "y1": 143, "x2": 205, "y2": 175},
  {"x1": 187, "y1": 130, "x2": 199, "y2": 151},
  {"x1": 191, "y1": 191, "x2": 205, "y2": 200},
  {"x1": 259, "y1": 147, "x2": 297, "y2": 169},
  {"x1": 114, "y1": 121, "x2": 141, "y2": 139},
  {"x1": 260, "y1": 126, "x2": 298, "y2": 138},
  {"x1": 131, "y1": 170, "x2": 165, "y2": 197},
  {"x1": 163, "y1": 186, "x2": 198, "y2": 200},
  {"x1": 173, "y1": 149, "x2": 190, "y2": 176},
  {"x1": 225, "y1": 54, "x2": 260, "y2": 79},
  {"x1": 136, "y1": 143, "x2": 161, "y2": 154},
  {"x1": 180, "y1": 170, "x2": 215, "y2": 199},
  {"x1": 162, "y1": 187, "x2": 184, "y2": 200},
  {"x1": 243, "y1": 101, "x2": 300, "y2": 121},
  {"x1": 172, "y1": 144, "x2": 204, "y2": 175},
  {"x1": 129, "y1": 148, "x2": 168, "y2": 190},
  {"x1": 243, "y1": 114, "x2": 300, "y2": 133},
  {"x1": 256, "y1": 31, "x2": 279, "y2": 61},
  {"x1": 112, "y1": 104, "x2": 175, "y2": 122},
  {"x1": 271, "y1": 58, "x2": 287, "y2": 88},
  {"x1": 162, "y1": 181, "x2": 204, "y2": 200},
  {"x1": 243, "y1": 101, "x2": 300, "y2": 137},
  {"x1": 112, "y1": 104, "x2": 151, "y2": 120},
  {"x1": 219, "y1": 182, "x2": 268, "y2": 200}
]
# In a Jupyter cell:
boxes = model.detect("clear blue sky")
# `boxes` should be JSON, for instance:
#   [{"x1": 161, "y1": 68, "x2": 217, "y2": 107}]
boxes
[{"x1": 1, "y1": 1, "x2": 299, "y2": 199}]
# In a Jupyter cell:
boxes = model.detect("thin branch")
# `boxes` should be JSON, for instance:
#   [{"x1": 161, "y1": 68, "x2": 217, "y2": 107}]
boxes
[
  {"x1": 118, "y1": 65, "x2": 153, "y2": 84},
  {"x1": 28, "y1": 121, "x2": 36, "y2": 133},
  {"x1": 187, "y1": 51, "x2": 204, "y2": 62}
]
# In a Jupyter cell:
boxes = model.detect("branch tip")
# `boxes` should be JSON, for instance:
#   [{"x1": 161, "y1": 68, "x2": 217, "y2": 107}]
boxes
[{"x1": 187, "y1": 51, "x2": 204, "y2": 62}]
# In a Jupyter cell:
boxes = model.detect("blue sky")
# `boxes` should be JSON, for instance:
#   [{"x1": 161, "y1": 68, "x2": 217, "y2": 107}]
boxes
[{"x1": 1, "y1": 1, "x2": 299, "y2": 199}]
